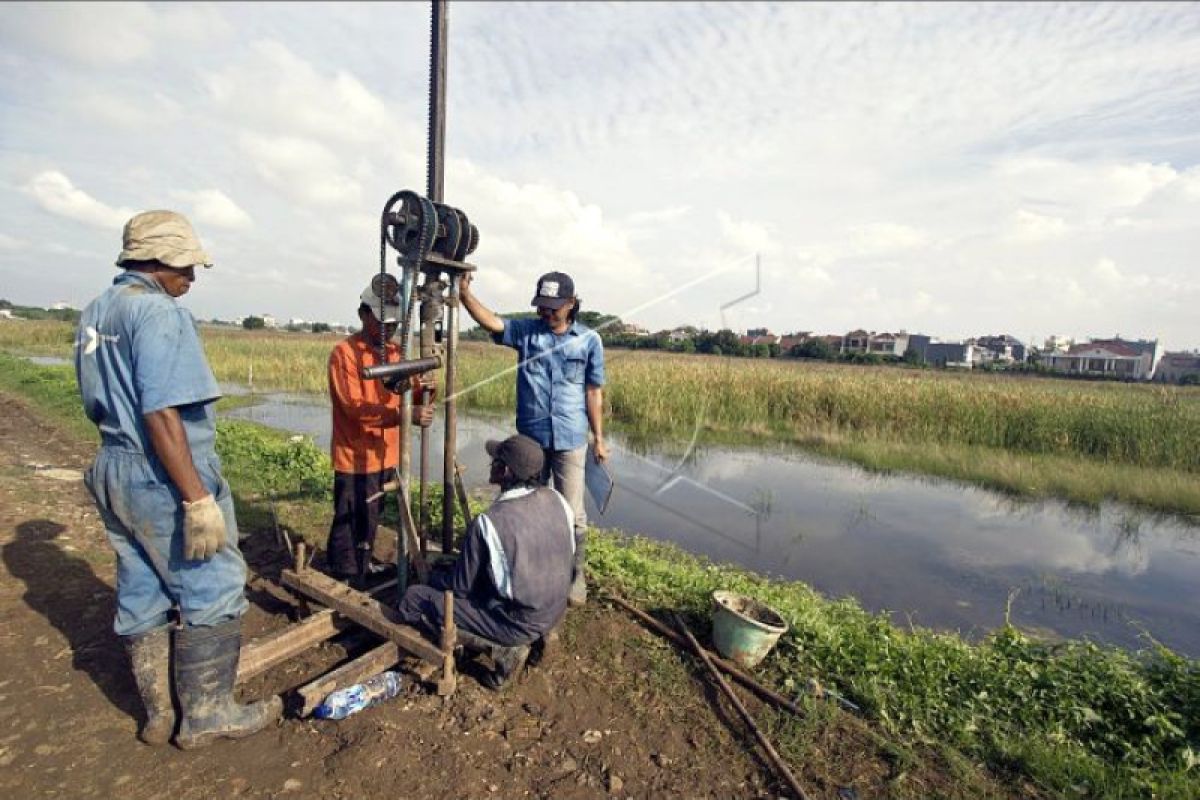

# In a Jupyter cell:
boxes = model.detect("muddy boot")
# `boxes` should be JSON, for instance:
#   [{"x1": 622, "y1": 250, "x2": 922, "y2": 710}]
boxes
[
  {"x1": 124, "y1": 626, "x2": 176, "y2": 746},
  {"x1": 174, "y1": 619, "x2": 283, "y2": 750},
  {"x1": 568, "y1": 528, "x2": 587, "y2": 607},
  {"x1": 527, "y1": 627, "x2": 559, "y2": 669},
  {"x1": 457, "y1": 630, "x2": 530, "y2": 691}
]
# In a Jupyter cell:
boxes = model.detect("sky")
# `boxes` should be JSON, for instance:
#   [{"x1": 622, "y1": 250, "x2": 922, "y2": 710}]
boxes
[{"x1": 1, "y1": 2, "x2": 1198, "y2": 349}]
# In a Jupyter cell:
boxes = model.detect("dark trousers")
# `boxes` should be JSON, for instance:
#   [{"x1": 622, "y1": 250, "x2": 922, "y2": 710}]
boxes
[
  {"x1": 325, "y1": 469, "x2": 388, "y2": 577},
  {"x1": 397, "y1": 585, "x2": 560, "y2": 648}
]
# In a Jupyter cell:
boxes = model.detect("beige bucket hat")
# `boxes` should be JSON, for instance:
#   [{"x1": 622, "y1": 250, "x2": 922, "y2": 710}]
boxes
[{"x1": 115, "y1": 210, "x2": 213, "y2": 269}]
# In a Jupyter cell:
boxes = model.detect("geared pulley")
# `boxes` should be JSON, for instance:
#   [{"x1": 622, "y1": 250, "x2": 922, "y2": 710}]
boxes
[{"x1": 381, "y1": 190, "x2": 479, "y2": 269}]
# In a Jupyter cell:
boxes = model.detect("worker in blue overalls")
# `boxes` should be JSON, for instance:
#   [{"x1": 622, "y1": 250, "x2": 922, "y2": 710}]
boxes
[{"x1": 75, "y1": 210, "x2": 280, "y2": 749}]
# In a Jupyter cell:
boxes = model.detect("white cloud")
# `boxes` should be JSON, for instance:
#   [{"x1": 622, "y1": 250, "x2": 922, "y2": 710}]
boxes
[
  {"x1": 206, "y1": 40, "x2": 396, "y2": 145},
  {"x1": 0, "y1": 233, "x2": 28, "y2": 250},
  {"x1": 173, "y1": 189, "x2": 253, "y2": 230},
  {"x1": 1010, "y1": 209, "x2": 1068, "y2": 243},
  {"x1": 239, "y1": 133, "x2": 362, "y2": 207},
  {"x1": 23, "y1": 171, "x2": 134, "y2": 229},
  {"x1": 717, "y1": 212, "x2": 776, "y2": 255},
  {"x1": 0, "y1": 3, "x2": 230, "y2": 66}
]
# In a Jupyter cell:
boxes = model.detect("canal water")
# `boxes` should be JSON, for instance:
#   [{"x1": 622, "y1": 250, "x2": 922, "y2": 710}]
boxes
[{"x1": 225, "y1": 391, "x2": 1200, "y2": 657}]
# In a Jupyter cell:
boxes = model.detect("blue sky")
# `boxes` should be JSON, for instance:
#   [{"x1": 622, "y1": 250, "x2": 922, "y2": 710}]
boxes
[{"x1": 2, "y1": 2, "x2": 1198, "y2": 348}]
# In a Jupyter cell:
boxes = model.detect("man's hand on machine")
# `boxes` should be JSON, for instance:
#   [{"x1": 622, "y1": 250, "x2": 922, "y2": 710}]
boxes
[
  {"x1": 412, "y1": 403, "x2": 435, "y2": 427},
  {"x1": 181, "y1": 494, "x2": 227, "y2": 560}
]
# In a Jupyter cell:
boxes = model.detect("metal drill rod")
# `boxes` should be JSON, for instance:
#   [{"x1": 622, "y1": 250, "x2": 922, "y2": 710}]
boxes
[
  {"x1": 442, "y1": 272, "x2": 460, "y2": 552},
  {"x1": 426, "y1": 0, "x2": 455, "y2": 554},
  {"x1": 427, "y1": 0, "x2": 447, "y2": 205}
]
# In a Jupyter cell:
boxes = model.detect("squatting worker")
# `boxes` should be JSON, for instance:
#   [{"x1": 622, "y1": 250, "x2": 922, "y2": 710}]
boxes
[
  {"x1": 397, "y1": 433, "x2": 575, "y2": 689},
  {"x1": 325, "y1": 278, "x2": 434, "y2": 584},
  {"x1": 460, "y1": 270, "x2": 605, "y2": 607},
  {"x1": 74, "y1": 210, "x2": 280, "y2": 748}
]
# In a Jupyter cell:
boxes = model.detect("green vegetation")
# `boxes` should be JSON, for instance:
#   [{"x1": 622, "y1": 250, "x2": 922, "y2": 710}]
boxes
[
  {"x1": 590, "y1": 532, "x2": 1200, "y2": 799},
  {"x1": 5, "y1": 322, "x2": 1200, "y2": 516},
  {"x1": 2, "y1": 350, "x2": 1197, "y2": 797}
]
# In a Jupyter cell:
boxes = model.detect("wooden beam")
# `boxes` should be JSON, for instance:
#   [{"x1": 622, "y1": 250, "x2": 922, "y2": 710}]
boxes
[
  {"x1": 236, "y1": 609, "x2": 349, "y2": 684},
  {"x1": 295, "y1": 642, "x2": 402, "y2": 717},
  {"x1": 279, "y1": 568, "x2": 445, "y2": 665},
  {"x1": 236, "y1": 577, "x2": 400, "y2": 685}
]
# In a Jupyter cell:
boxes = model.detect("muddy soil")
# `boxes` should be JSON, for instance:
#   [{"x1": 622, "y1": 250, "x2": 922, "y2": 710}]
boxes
[{"x1": 0, "y1": 392, "x2": 1016, "y2": 799}]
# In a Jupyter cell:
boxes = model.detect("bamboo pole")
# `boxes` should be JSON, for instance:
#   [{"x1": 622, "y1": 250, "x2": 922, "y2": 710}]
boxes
[
  {"x1": 605, "y1": 593, "x2": 805, "y2": 716},
  {"x1": 673, "y1": 613, "x2": 811, "y2": 800}
]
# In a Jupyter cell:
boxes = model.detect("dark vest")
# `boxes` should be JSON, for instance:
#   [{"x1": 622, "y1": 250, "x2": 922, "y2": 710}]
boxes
[{"x1": 484, "y1": 486, "x2": 574, "y2": 632}]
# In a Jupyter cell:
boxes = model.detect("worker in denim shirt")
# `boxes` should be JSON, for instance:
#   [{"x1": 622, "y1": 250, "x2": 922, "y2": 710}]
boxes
[
  {"x1": 460, "y1": 270, "x2": 606, "y2": 606},
  {"x1": 75, "y1": 210, "x2": 280, "y2": 749}
]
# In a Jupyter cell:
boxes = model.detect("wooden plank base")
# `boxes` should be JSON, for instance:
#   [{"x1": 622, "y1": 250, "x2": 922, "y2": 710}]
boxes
[{"x1": 279, "y1": 568, "x2": 445, "y2": 665}]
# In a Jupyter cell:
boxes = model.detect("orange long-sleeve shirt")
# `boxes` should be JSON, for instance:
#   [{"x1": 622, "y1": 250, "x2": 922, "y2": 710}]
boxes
[{"x1": 328, "y1": 335, "x2": 419, "y2": 474}]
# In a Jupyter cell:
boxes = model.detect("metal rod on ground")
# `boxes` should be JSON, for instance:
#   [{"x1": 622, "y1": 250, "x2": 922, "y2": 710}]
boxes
[
  {"x1": 672, "y1": 613, "x2": 812, "y2": 800},
  {"x1": 606, "y1": 593, "x2": 805, "y2": 716}
]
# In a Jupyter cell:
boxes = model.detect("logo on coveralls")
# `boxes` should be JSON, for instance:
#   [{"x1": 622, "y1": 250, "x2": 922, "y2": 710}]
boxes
[{"x1": 76, "y1": 326, "x2": 121, "y2": 355}]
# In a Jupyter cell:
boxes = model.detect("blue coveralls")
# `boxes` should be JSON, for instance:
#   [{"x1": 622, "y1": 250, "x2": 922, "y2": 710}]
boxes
[{"x1": 75, "y1": 271, "x2": 247, "y2": 636}]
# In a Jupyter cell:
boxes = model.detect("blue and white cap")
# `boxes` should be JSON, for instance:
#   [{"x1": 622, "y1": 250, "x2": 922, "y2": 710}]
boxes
[{"x1": 531, "y1": 271, "x2": 575, "y2": 310}]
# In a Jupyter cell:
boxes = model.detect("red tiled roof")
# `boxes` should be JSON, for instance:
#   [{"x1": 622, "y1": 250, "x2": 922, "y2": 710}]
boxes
[{"x1": 1066, "y1": 342, "x2": 1140, "y2": 357}]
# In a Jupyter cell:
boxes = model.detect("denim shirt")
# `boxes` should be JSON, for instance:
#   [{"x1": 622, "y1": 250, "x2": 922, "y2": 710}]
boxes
[
  {"x1": 494, "y1": 318, "x2": 605, "y2": 451},
  {"x1": 75, "y1": 271, "x2": 222, "y2": 470}
]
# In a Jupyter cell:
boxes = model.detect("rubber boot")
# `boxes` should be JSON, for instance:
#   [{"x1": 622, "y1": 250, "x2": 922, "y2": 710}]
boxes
[
  {"x1": 456, "y1": 630, "x2": 530, "y2": 691},
  {"x1": 568, "y1": 528, "x2": 587, "y2": 607},
  {"x1": 124, "y1": 627, "x2": 176, "y2": 745},
  {"x1": 174, "y1": 619, "x2": 283, "y2": 750}
]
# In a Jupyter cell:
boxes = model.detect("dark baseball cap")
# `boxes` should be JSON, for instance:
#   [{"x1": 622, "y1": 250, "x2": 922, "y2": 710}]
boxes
[
  {"x1": 485, "y1": 434, "x2": 545, "y2": 482},
  {"x1": 531, "y1": 271, "x2": 575, "y2": 310}
]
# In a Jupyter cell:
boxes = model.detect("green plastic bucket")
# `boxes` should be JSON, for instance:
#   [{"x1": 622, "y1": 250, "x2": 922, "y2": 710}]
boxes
[{"x1": 710, "y1": 590, "x2": 788, "y2": 668}]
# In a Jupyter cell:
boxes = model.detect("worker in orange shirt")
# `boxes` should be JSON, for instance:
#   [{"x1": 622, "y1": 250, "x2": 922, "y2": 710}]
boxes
[{"x1": 326, "y1": 277, "x2": 435, "y2": 584}]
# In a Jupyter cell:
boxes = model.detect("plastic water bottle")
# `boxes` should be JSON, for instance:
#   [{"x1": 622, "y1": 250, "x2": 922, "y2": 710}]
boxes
[{"x1": 313, "y1": 670, "x2": 402, "y2": 720}]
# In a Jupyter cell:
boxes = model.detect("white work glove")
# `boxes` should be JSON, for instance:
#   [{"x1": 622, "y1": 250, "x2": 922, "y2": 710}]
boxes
[{"x1": 182, "y1": 494, "x2": 227, "y2": 561}]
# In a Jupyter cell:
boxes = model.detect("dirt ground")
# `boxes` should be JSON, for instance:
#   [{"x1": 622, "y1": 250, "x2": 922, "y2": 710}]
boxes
[{"x1": 0, "y1": 391, "x2": 1016, "y2": 800}]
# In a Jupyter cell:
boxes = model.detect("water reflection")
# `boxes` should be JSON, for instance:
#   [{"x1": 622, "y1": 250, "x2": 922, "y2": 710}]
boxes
[
  {"x1": 22, "y1": 355, "x2": 70, "y2": 366},
  {"x1": 220, "y1": 390, "x2": 1200, "y2": 656}
]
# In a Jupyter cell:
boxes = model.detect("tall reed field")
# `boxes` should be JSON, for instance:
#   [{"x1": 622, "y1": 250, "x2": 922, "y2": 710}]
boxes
[{"x1": 5, "y1": 321, "x2": 1199, "y2": 513}]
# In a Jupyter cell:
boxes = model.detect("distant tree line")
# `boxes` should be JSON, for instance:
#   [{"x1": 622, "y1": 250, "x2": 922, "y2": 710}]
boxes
[{"x1": 0, "y1": 298, "x2": 81, "y2": 323}]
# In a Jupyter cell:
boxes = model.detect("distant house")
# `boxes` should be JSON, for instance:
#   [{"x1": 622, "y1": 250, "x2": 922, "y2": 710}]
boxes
[
  {"x1": 777, "y1": 333, "x2": 811, "y2": 353},
  {"x1": 1152, "y1": 352, "x2": 1200, "y2": 385},
  {"x1": 840, "y1": 330, "x2": 910, "y2": 358},
  {"x1": 667, "y1": 328, "x2": 693, "y2": 343},
  {"x1": 1089, "y1": 338, "x2": 1161, "y2": 377},
  {"x1": 905, "y1": 336, "x2": 974, "y2": 368},
  {"x1": 818, "y1": 334, "x2": 843, "y2": 351},
  {"x1": 1040, "y1": 338, "x2": 1159, "y2": 381},
  {"x1": 924, "y1": 342, "x2": 976, "y2": 369},
  {"x1": 868, "y1": 331, "x2": 910, "y2": 358},
  {"x1": 1042, "y1": 335, "x2": 1073, "y2": 353},
  {"x1": 738, "y1": 331, "x2": 780, "y2": 347},
  {"x1": 0, "y1": 309, "x2": 13, "y2": 320},
  {"x1": 973, "y1": 334, "x2": 1027, "y2": 364},
  {"x1": 617, "y1": 323, "x2": 650, "y2": 337},
  {"x1": 261, "y1": 314, "x2": 278, "y2": 329},
  {"x1": 841, "y1": 329, "x2": 871, "y2": 354}
]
